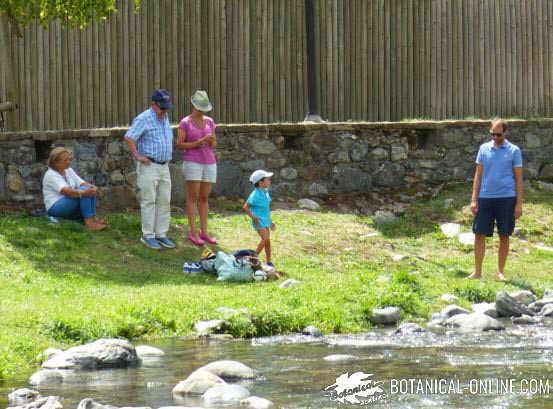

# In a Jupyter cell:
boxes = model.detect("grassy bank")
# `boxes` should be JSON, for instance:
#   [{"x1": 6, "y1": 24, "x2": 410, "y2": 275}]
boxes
[{"x1": 1, "y1": 183, "x2": 553, "y2": 380}]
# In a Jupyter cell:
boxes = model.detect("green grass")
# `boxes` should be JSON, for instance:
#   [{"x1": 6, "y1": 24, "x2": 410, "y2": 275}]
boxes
[{"x1": 1, "y1": 182, "x2": 553, "y2": 380}]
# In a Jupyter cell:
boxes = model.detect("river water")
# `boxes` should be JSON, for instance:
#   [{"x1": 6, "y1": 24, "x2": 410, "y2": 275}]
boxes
[{"x1": 2, "y1": 321, "x2": 553, "y2": 409}]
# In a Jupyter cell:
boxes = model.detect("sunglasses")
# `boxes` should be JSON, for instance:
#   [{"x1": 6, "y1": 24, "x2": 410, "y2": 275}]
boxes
[{"x1": 489, "y1": 132, "x2": 504, "y2": 137}]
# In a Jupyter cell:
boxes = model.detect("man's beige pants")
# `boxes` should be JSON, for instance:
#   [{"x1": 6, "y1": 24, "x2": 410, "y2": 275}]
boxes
[{"x1": 136, "y1": 162, "x2": 171, "y2": 239}]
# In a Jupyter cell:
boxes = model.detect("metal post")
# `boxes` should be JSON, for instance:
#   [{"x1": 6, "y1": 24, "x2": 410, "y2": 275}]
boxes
[{"x1": 304, "y1": 0, "x2": 323, "y2": 122}]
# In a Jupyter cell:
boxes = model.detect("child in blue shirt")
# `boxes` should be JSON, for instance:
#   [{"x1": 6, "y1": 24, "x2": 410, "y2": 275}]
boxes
[{"x1": 243, "y1": 170, "x2": 276, "y2": 267}]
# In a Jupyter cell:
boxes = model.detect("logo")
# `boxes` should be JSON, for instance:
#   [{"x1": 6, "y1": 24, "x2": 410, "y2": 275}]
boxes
[{"x1": 324, "y1": 372, "x2": 388, "y2": 405}]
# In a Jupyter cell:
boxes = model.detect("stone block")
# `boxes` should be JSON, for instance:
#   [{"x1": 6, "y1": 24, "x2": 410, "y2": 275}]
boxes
[
  {"x1": 252, "y1": 139, "x2": 277, "y2": 155},
  {"x1": 539, "y1": 164, "x2": 553, "y2": 181},
  {"x1": 525, "y1": 133, "x2": 542, "y2": 149},
  {"x1": 212, "y1": 161, "x2": 250, "y2": 198},
  {"x1": 280, "y1": 167, "x2": 298, "y2": 180}
]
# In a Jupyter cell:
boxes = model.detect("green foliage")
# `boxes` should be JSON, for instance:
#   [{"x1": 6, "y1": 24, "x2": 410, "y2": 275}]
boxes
[
  {"x1": 223, "y1": 315, "x2": 257, "y2": 338},
  {"x1": 251, "y1": 310, "x2": 308, "y2": 337},
  {"x1": 0, "y1": 0, "x2": 142, "y2": 32},
  {"x1": 453, "y1": 285, "x2": 496, "y2": 303}
]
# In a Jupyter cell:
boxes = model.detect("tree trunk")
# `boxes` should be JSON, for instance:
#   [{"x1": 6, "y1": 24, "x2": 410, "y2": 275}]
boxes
[{"x1": 0, "y1": 14, "x2": 18, "y2": 131}]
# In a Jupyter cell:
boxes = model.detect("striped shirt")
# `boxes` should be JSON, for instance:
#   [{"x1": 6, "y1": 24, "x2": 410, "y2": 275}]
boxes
[{"x1": 125, "y1": 108, "x2": 173, "y2": 162}]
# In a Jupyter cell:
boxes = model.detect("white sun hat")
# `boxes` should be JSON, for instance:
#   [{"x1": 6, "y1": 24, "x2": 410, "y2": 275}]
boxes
[
  {"x1": 249, "y1": 169, "x2": 274, "y2": 184},
  {"x1": 191, "y1": 90, "x2": 213, "y2": 112}
]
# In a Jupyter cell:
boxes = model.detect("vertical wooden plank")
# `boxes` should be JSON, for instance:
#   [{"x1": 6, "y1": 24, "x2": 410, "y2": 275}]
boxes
[
  {"x1": 67, "y1": 27, "x2": 75, "y2": 129},
  {"x1": 546, "y1": 0, "x2": 552, "y2": 116},
  {"x1": 536, "y1": 0, "x2": 544, "y2": 117},
  {"x1": 36, "y1": 26, "x2": 44, "y2": 129},
  {"x1": 127, "y1": 1, "x2": 135, "y2": 125},
  {"x1": 361, "y1": 0, "x2": 369, "y2": 120}
]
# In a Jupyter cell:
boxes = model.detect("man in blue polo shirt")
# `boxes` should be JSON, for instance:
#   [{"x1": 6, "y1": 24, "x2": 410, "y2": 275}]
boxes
[
  {"x1": 124, "y1": 89, "x2": 176, "y2": 250},
  {"x1": 468, "y1": 118, "x2": 523, "y2": 281}
]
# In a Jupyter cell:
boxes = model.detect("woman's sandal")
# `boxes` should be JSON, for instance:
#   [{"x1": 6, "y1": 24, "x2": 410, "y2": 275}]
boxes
[
  {"x1": 188, "y1": 234, "x2": 205, "y2": 246},
  {"x1": 199, "y1": 232, "x2": 217, "y2": 245}
]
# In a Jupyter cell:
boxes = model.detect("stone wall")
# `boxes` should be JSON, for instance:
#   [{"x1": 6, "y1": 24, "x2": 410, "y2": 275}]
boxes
[{"x1": 1, "y1": 120, "x2": 553, "y2": 210}]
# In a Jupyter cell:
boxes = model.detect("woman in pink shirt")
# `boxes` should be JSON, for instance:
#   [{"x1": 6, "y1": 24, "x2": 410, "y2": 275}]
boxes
[{"x1": 176, "y1": 90, "x2": 218, "y2": 246}]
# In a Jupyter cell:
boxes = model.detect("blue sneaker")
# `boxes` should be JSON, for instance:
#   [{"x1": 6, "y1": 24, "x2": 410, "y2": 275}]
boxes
[
  {"x1": 141, "y1": 237, "x2": 161, "y2": 250},
  {"x1": 267, "y1": 262, "x2": 275, "y2": 268},
  {"x1": 156, "y1": 237, "x2": 176, "y2": 249}
]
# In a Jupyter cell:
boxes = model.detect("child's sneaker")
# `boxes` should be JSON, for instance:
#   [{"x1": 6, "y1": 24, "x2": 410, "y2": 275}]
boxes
[
  {"x1": 267, "y1": 262, "x2": 275, "y2": 267},
  {"x1": 183, "y1": 262, "x2": 203, "y2": 275}
]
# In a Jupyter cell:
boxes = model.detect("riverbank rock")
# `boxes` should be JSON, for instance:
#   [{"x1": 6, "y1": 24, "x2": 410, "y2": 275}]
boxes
[
  {"x1": 194, "y1": 320, "x2": 226, "y2": 335},
  {"x1": 440, "y1": 305, "x2": 470, "y2": 319},
  {"x1": 323, "y1": 354, "x2": 359, "y2": 362},
  {"x1": 509, "y1": 290, "x2": 537, "y2": 305},
  {"x1": 370, "y1": 307, "x2": 401, "y2": 325},
  {"x1": 42, "y1": 339, "x2": 138, "y2": 370},
  {"x1": 440, "y1": 223, "x2": 461, "y2": 237},
  {"x1": 8, "y1": 389, "x2": 40, "y2": 405},
  {"x1": 9, "y1": 396, "x2": 63, "y2": 409},
  {"x1": 458, "y1": 232, "x2": 475, "y2": 246},
  {"x1": 528, "y1": 298, "x2": 553, "y2": 313},
  {"x1": 298, "y1": 199, "x2": 321, "y2": 211},
  {"x1": 472, "y1": 303, "x2": 499, "y2": 318},
  {"x1": 172, "y1": 369, "x2": 226, "y2": 395},
  {"x1": 136, "y1": 346, "x2": 165, "y2": 358},
  {"x1": 279, "y1": 279, "x2": 303, "y2": 289},
  {"x1": 28, "y1": 369, "x2": 64, "y2": 385},
  {"x1": 440, "y1": 294, "x2": 459, "y2": 303},
  {"x1": 446, "y1": 313, "x2": 505, "y2": 331},
  {"x1": 240, "y1": 396, "x2": 274, "y2": 409},
  {"x1": 539, "y1": 304, "x2": 553, "y2": 317},
  {"x1": 511, "y1": 315, "x2": 541, "y2": 325},
  {"x1": 394, "y1": 322, "x2": 426, "y2": 335},
  {"x1": 38, "y1": 348, "x2": 63, "y2": 363},
  {"x1": 545, "y1": 289, "x2": 553, "y2": 298},
  {"x1": 198, "y1": 360, "x2": 257, "y2": 380},
  {"x1": 302, "y1": 326, "x2": 323, "y2": 337},
  {"x1": 202, "y1": 384, "x2": 250, "y2": 405},
  {"x1": 495, "y1": 292, "x2": 534, "y2": 318},
  {"x1": 77, "y1": 399, "x2": 119, "y2": 409}
]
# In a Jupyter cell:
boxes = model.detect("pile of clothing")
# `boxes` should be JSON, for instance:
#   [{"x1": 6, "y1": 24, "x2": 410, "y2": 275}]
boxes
[{"x1": 183, "y1": 249, "x2": 284, "y2": 282}]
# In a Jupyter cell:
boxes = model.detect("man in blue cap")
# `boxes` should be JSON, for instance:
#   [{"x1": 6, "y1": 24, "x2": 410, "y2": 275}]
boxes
[{"x1": 124, "y1": 89, "x2": 176, "y2": 250}]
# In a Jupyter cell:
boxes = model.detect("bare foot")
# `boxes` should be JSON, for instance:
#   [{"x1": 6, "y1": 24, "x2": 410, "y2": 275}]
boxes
[
  {"x1": 466, "y1": 273, "x2": 482, "y2": 280},
  {"x1": 495, "y1": 273, "x2": 506, "y2": 281}
]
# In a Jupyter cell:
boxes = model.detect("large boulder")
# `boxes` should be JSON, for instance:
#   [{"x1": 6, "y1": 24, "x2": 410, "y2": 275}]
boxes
[
  {"x1": 512, "y1": 315, "x2": 541, "y2": 325},
  {"x1": 495, "y1": 292, "x2": 534, "y2": 317},
  {"x1": 77, "y1": 399, "x2": 118, "y2": 409},
  {"x1": 528, "y1": 298, "x2": 553, "y2": 313},
  {"x1": 471, "y1": 303, "x2": 498, "y2": 318},
  {"x1": 393, "y1": 322, "x2": 426, "y2": 335},
  {"x1": 28, "y1": 369, "x2": 64, "y2": 386},
  {"x1": 446, "y1": 313, "x2": 505, "y2": 331},
  {"x1": 202, "y1": 384, "x2": 250, "y2": 405},
  {"x1": 240, "y1": 396, "x2": 274, "y2": 409},
  {"x1": 508, "y1": 290, "x2": 537, "y2": 305},
  {"x1": 42, "y1": 339, "x2": 139, "y2": 370},
  {"x1": 135, "y1": 346, "x2": 165, "y2": 358},
  {"x1": 197, "y1": 360, "x2": 257, "y2": 380},
  {"x1": 539, "y1": 304, "x2": 553, "y2": 317},
  {"x1": 8, "y1": 396, "x2": 63, "y2": 409},
  {"x1": 440, "y1": 305, "x2": 470, "y2": 319},
  {"x1": 370, "y1": 307, "x2": 401, "y2": 325},
  {"x1": 172, "y1": 369, "x2": 226, "y2": 395},
  {"x1": 8, "y1": 389, "x2": 40, "y2": 405}
]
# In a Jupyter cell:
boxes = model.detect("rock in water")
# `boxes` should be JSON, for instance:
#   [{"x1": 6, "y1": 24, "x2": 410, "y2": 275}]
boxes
[
  {"x1": 446, "y1": 313, "x2": 505, "y2": 331},
  {"x1": 495, "y1": 291, "x2": 534, "y2": 318}
]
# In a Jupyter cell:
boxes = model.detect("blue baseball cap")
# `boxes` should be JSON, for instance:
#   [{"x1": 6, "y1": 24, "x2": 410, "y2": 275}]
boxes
[{"x1": 151, "y1": 89, "x2": 173, "y2": 110}]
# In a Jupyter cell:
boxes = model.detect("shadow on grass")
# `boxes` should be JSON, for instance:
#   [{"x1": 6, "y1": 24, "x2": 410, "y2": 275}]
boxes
[{"x1": 0, "y1": 211, "x2": 253, "y2": 287}]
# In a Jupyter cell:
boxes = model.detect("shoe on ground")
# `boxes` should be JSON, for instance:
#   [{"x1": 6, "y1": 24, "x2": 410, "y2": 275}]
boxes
[
  {"x1": 141, "y1": 236, "x2": 161, "y2": 250},
  {"x1": 199, "y1": 231, "x2": 217, "y2": 245},
  {"x1": 267, "y1": 262, "x2": 275, "y2": 267},
  {"x1": 156, "y1": 237, "x2": 176, "y2": 249},
  {"x1": 188, "y1": 234, "x2": 205, "y2": 247}
]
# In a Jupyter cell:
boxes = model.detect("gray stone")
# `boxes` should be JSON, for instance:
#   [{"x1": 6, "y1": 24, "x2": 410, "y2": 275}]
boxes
[
  {"x1": 109, "y1": 170, "x2": 125, "y2": 184},
  {"x1": 446, "y1": 312, "x2": 505, "y2": 331},
  {"x1": 393, "y1": 322, "x2": 426, "y2": 335},
  {"x1": 7, "y1": 173, "x2": 24, "y2": 192},
  {"x1": 440, "y1": 305, "x2": 470, "y2": 319},
  {"x1": 240, "y1": 396, "x2": 274, "y2": 409},
  {"x1": 545, "y1": 289, "x2": 553, "y2": 298},
  {"x1": 525, "y1": 133, "x2": 542, "y2": 148},
  {"x1": 350, "y1": 141, "x2": 369, "y2": 161},
  {"x1": 172, "y1": 369, "x2": 226, "y2": 395},
  {"x1": 444, "y1": 198, "x2": 455, "y2": 208},
  {"x1": 458, "y1": 232, "x2": 475, "y2": 246},
  {"x1": 28, "y1": 369, "x2": 64, "y2": 386},
  {"x1": 194, "y1": 320, "x2": 226, "y2": 335},
  {"x1": 539, "y1": 164, "x2": 553, "y2": 181},
  {"x1": 279, "y1": 279, "x2": 303, "y2": 289},
  {"x1": 508, "y1": 290, "x2": 537, "y2": 306},
  {"x1": 19, "y1": 166, "x2": 32, "y2": 178},
  {"x1": 391, "y1": 144, "x2": 408, "y2": 161},
  {"x1": 372, "y1": 210, "x2": 397, "y2": 225},
  {"x1": 370, "y1": 148, "x2": 389, "y2": 160},
  {"x1": 323, "y1": 354, "x2": 358, "y2": 362},
  {"x1": 495, "y1": 291, "x2": 534, "y2": 318},
  {"x1": 10, "y1": 396, "x2": 63, "y2": 409},
  {"x1": 370, "y1": 307, "x2": 401, "y2": 325},
  {"x1": 298, "y1": 198, "x2": 320, "y2": 210},
  {"x1": 240, "y1": 160, "x2": 265, "y2": 171},
  {"x1": 42, "y1": 338, "x2": 139, "y2": 370},
  {"x1": 0, "y1": 164, "x2": 6, "y2": 200},
  {"x1": 266, "y1": 157, "x2": 287, "y2": 168},
  {"x1": 77, "y1": 399, "x2": 118, "y2": 409},
  {"x1": 280, "y1": 167, "x2": 298, "y2": 180},
  {"x1": 308, "y1": 183, "x2": 328, "y2": 196},
  {"x1": 418, "y1": 160, "x2": 440, "y2": 169},
  {"x1": 202, "y1": 384, "x2": 250, "y2": 405},
  {"x1": 511, "y1": 315, "x2": 541, "y2": 325},
  {"x1": 8, "y1": 389, "x2": 40, "y2": 405},
  {"x1": 539, "y1": 304, "x2": 553, "y2": 317},
  {"x1": 440, "y1": 223, "x2": 461, "y2": 237},
  {"x1": 328, "y1": 150, "x2": 350, "y2": 163},
  {"x1": 135, "y1": 345, "x2": 165, "y2": 358},
  {"x1": 74, "y1": 143, "x2": 98, "y2": 161},
  {"x1": 198, "y1": 360, "x2": 257, "y2": 380},
  {"x1": 537, "y1": 181, "x2": 553, "y2": 192},
  {"x1": 372, "y1": 162, "x2": 405, "y2": 187},
  {"x1": 302, "y1": 326, "x2": 322, "y2": 337},
  {"x1": 252, "y1": 140, "x2": 277, "y2": 155},
  {"x1": 440, "y1": 294, "x2": 459, "y2": 303},
  {"x1": 472, "y1": 303, "x2": 498, "y2": 318},
  {"x1": 528, "y1": 298, "x2": 553, "y2": 313},
  {"x1": 107, "y1": 141, "x2": 122, "y2": 155},
  {"x1": 331, "y1": 165, "x2": 372, "y2": 192},
  {"x1": 38, "y1": 348, "x2": 63, "y2": 363},
  {"x1": 125, "y1": 171, "x2": 137, "y2": 188},
  {"x1": 212, "y1": 161, "x2": 249, "y2": 198}
]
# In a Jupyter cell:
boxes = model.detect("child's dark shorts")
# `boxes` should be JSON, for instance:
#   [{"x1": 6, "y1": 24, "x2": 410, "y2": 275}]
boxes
[{"x1": 472, "y1": 197, "x2": 517, "y2": 237}]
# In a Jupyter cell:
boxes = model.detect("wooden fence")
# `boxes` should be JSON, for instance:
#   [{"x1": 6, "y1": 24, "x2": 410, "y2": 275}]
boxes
[{"x1": 1, "y1": 0, "x2": 552, "y2": 131}]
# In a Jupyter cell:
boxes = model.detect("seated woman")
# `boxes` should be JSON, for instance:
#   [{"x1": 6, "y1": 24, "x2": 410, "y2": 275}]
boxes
[{"x1": 42, "y1": 147, "x2": 107, "y2": 231}]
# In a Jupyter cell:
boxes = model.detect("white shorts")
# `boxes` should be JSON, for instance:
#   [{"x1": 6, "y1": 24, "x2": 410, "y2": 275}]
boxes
[{"x1": 182, "y1": 161, "x2": 217, "y2": 183}]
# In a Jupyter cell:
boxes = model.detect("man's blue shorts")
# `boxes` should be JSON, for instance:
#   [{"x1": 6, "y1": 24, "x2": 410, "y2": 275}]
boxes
[{"x1": 472, "y1": 197, "x2": 517, "y2": 237}]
